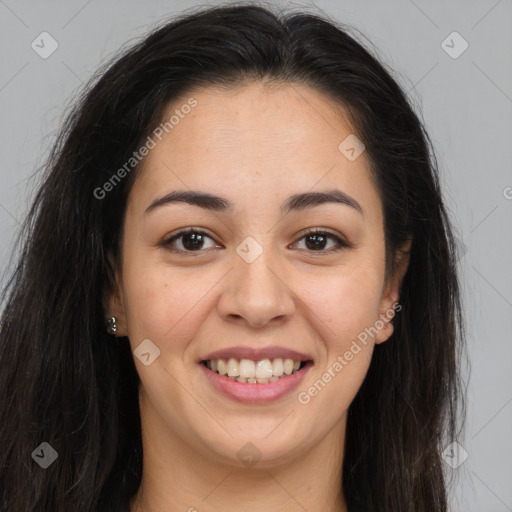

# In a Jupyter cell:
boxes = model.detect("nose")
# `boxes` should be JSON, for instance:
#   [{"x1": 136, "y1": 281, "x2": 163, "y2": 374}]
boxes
[{"x1": 216, "y1": 246, "x2": 295, "y2": 329}]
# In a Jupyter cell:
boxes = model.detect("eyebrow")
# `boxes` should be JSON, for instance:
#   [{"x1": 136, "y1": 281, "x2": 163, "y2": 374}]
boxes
[{"x1": 144, "y1": 189, "x2": 364, "y2": 216}]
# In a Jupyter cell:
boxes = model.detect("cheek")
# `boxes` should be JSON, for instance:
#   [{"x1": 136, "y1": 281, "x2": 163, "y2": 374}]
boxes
[
  {"x1": 301, "y1": 262, "x2": 384, "y2": 347},
  {"x1": 296, "y1": 267, "x2": 382, "y2": 419},
  {"x1": 121, "y1": 260, "x2": 218, "y2": 350}
]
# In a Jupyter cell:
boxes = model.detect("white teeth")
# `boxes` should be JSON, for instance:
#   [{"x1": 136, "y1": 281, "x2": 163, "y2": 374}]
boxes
[
  {"x1": 272, "y1": 358, "x2": 284, "y2": 376},
  {"x1": 255, "y1": 359, "x2": 273, "y2": 379},
  {"x1": 239, "y1": 359, "x2": 256, "y2": 378},
  {"x1": 283, "y1": 359, "x2": 294, "y2": 375},
  {"x1": 205, "y1": 357, "x2": 307, "y2": 382},
  {"x1": 227, "y1": 358, "x2": 240, "y2": 377},
  {"x1": 217, "y1": 359, "x2": 227, "y2": 375}
]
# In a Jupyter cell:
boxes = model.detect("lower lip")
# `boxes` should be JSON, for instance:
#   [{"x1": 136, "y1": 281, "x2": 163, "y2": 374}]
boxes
[{"x1": 200, "y1": 361, "x2": 313, "y2": 404}]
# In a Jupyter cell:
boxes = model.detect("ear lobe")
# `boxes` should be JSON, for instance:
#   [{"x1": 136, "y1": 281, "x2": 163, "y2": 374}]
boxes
[
  {"x1": 102, "y1": 251, "x2": 127, "y2": 337},
  {"x1": 374, "y1": 238, "x2": 412, "y2": 345}
]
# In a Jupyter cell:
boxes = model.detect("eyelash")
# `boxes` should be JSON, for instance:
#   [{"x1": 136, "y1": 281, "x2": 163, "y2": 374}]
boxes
[{"x1": 161, "y1": 227, "x2": 350, "y2": 256}]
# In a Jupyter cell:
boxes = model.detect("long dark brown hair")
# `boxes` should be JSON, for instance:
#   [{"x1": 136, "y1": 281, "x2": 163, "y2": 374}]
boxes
[{"x1": 0, "y1": 2, "x2": 465, "y2": 511}]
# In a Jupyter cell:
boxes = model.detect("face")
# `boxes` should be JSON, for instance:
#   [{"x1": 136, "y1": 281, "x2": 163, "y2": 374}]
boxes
[{"x1": 106, "y1": 81, "x2": 409, "y2": 468}]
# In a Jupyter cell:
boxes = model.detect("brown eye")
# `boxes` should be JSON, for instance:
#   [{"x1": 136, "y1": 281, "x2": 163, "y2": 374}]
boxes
[
  {"x1": 163, "y1": 228, "x2": 220, "y2": 254},
  {"x1": 293, "y1": 229, "x2": 349, "y2": 253}
]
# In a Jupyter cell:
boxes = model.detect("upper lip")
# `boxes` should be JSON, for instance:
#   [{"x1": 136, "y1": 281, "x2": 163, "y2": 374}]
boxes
[{"x1": 200, "y1": 346, "x2": 313, "y2": 362}]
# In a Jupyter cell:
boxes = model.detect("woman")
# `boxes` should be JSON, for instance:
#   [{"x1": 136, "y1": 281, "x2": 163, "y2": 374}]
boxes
[{"x1": 0, "y1": 3, "x2": 465, "y2": 511}]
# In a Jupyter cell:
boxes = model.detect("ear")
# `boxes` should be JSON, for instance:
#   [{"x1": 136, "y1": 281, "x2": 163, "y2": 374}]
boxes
[
  {"x1": 374, "y1": 238, "x2": 412, "y2": 345},
  {"x1": 102, "y1": 251, "x2": 128, "y2": 337}
]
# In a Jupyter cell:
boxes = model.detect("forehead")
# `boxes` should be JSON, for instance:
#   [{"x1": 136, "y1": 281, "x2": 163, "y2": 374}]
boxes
[
  {"x1": 149, "y1": 81, "x2": 357, "y2": 163},
  {"x1": 128, "y1": 81, "x2": 381, "y2": 220}
]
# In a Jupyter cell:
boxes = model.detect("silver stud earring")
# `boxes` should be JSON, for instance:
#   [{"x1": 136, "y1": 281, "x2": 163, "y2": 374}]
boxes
[{"x1": 106, "y1": 316, "x2": 118, "y2": 335}]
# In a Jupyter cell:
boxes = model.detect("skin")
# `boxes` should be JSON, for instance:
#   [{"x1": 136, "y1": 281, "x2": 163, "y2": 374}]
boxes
[{"x1": 105, "y1": 81, "x2": 410, "y2": 512}]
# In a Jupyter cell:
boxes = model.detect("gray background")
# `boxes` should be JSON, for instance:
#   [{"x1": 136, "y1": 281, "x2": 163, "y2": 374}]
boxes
[{"x1": 1, "y1": 0, "x2": 511, "y2": 510}]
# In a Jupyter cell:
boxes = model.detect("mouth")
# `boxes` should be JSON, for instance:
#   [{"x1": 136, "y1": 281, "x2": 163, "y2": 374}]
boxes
[
  {"x1": 199, "y1": 357, "x2": 314, "y2": 404},
  {"x1": 200, "y1": 357, "x2": 311, "y2": 383}
]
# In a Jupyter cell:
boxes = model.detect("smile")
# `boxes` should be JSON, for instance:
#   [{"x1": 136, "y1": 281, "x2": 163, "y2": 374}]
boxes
[
  {"x1": 200, "y1": 358, "x2": 314, "y2": 404},
  {"x1": 203, "y1": 357, "x2": 306, "y2": 383}
]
